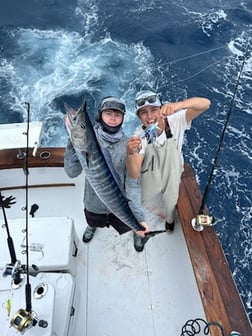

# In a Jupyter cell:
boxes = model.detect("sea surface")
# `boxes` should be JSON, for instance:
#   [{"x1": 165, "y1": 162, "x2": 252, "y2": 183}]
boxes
[{"x1": 0, "y1": 0, "x2": 251, "y2": 325}]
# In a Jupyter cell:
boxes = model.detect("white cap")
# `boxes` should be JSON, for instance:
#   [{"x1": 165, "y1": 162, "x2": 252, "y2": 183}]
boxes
[{"x1": 135, "y1": 90, "x2": 161, "y2": 114}]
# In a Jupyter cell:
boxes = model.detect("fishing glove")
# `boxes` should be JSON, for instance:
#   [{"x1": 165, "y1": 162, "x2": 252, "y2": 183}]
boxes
[{"x1": 0, "y1": 195, "x2": 16, "y2": 208}]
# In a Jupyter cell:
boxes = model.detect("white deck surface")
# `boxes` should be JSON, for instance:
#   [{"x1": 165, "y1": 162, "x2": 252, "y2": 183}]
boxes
[
  {"x1": 0, "y1": 167, "x2": 206, "y2": 335},
  {"x1": 75, "y1": 223, "x2": 205, "y2": 336},
  {"x1": 0, "y1": 122, "x2": 42, "y2": 150}
]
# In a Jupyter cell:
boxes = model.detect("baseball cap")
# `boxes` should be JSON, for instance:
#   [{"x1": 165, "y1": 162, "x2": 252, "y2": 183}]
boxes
[{"x1": 135, "y1": 90, "x2": 161, "y2": 114}]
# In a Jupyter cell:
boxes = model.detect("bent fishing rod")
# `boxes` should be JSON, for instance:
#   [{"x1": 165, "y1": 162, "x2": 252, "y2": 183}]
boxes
[{"x1": 192, "y1": 40, "x2": 251, "y2": 231}]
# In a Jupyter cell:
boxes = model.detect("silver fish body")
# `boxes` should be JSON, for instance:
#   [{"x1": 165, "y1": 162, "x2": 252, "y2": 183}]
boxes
[
  {"x1": 65, "y1": 102, "x2": 143, "y2": 231},
  {"x1": 64, "y1": 102, "x2": 88, "y2": 150}
]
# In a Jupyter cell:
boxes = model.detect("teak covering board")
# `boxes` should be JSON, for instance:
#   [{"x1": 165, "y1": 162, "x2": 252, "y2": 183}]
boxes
[{"x1": 177, "y1": 164, "x2": 251, "y2": 336}]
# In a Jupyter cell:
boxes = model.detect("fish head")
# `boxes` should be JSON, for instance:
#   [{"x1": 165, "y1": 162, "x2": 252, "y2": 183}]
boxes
[{"x1": 64, "y1": 101, "x2": 89, "y2": 150}]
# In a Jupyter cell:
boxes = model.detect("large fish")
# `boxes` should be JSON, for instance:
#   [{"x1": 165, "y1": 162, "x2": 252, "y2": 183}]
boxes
[{"x1": 64, "y1": 101, "x2": 143, "y2": 232}]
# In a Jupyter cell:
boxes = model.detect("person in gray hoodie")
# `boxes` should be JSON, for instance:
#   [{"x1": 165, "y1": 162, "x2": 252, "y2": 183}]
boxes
[{"x1": 64, "y1": 96, "x2": 149, "y2": 251}]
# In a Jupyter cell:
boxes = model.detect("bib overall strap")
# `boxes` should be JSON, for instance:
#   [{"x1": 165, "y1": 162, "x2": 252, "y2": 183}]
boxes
[{"x1": 165, "y1": 119, "x2": 173, "y2": 139}]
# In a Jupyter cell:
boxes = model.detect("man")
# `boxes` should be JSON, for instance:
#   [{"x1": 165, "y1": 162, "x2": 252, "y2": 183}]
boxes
[{"x1": 127, "y1": 90, "x2": 211, "y2": 250}]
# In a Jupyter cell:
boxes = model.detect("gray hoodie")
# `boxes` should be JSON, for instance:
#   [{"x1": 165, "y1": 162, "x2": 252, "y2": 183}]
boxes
[{"x1": 64, "y1": 132, "x2": 145, "y2": 224}]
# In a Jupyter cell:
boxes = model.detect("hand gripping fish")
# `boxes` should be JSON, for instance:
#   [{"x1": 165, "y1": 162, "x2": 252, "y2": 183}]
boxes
[{"x1": 65, "y1": 101, "x2": 144, "y2": 232}]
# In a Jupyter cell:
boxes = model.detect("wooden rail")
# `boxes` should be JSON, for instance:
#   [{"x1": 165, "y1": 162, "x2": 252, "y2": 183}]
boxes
[
  {"x1": 177, "y1": 164, "x2": 252, "y2": 336},
  {"x1": 0, "y1": 147, "x2": 65, "y2": 169},
  {"x1": 0, "y1": 183, "x2": 75, "y2": 191}
]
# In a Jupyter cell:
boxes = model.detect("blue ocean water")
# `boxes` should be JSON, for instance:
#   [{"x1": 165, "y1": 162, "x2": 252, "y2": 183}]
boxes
[{"x1": 0, "y1": 0, "x2": 251, "y2": 324}]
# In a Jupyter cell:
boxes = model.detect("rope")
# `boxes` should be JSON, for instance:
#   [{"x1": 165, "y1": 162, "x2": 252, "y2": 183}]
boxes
[
  {"x1": 180, "y1": 318, "x2": 226, "y2": 336},
  {"x1": 199, "y1": 40, "x2": 251, "y2": 213}
]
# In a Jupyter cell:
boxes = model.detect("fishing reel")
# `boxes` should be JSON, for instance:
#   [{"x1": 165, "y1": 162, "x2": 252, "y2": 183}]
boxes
[
  {"x1": 10, "y1": 308, "x2": 48, "y2": 334},
  {"x1": 11, "y1": 309, "x2": 38, "y2": 333},
  {"x1": 191, "y1": 214, "x2": 215, "y2": 232},
  {"x1": 2, "y1": 261, "x2": 24, "y2": 286}
]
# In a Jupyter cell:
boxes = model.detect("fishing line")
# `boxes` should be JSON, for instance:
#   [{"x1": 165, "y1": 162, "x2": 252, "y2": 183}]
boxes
[
  {"x1": 151, "y1": 46, "x2": 228, "y2": 92},
  {"x1": 174, "y1": 56, "x2": 226, "y2": 84},
  {"x1": 157, "y1": 43, "x2": 245, "y2": 90},
  {"x1": 162, "y1": 45, "x2": 227, "y2": 66},
  {"x1": 157, "y1": 54, "x2": 230, "y2": 91},
  {"x1": 198, "y1": 40, "x2": 251, "y2": 215}
]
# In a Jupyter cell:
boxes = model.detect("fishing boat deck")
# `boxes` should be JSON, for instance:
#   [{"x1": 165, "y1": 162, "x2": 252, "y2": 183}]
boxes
[{"x1": 0, "y1": 147, "x2": 251, "y2": 336}]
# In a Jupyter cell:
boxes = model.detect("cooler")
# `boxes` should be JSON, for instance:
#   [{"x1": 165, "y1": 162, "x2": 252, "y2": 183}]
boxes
[{"x1": 0, "y1": 217, "x2": 78, "y2": 275}]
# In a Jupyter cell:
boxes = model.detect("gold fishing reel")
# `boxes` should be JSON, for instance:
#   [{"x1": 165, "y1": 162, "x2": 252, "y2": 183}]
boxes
[
  {"x1": 191, "y1": 214, "x2": 215, "y2": 232},
  {"x1": 10, "y1": 309, "x2": 37, "y2": 333}
]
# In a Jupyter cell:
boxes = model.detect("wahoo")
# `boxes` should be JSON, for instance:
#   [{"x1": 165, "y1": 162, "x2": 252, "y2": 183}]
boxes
[{"x1": 64, "y1": 101, "x2": 143, "y2": 232}]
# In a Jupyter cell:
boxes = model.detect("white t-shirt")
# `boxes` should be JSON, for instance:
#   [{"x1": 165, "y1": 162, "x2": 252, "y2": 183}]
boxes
[{"x1": 134, "y1": 109, "x2": 191, "y2": 155}]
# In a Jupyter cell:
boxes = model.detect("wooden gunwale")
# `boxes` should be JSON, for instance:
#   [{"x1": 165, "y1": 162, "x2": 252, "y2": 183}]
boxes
[
  {"x1": 177, "y1": 164, "x2": 251, "y2": 336},
  {"x1": 0, "y1": 147, "x2": 64, "y2": 169}
]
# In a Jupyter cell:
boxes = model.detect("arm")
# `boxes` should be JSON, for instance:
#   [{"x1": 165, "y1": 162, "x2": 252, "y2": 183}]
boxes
[
  {"x1": 160, "y1": 97, "x2": 211, "y2": 122},
  {"x1": 126, "y1": 136, "x2": 144, "y2": 179}
]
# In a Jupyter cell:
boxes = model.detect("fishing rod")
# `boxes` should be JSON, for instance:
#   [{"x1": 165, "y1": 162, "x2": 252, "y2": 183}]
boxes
[
  {"x1": 192, "y1": 40, "x2": 251, "y2": 232},
  {"x1": 142, "y1": 229, "x2": 167, "y2": 244},
  {"x1": 10, "y1": 102, "x2": 48, "y2": 333},
  {"x1": 0, "y1": 193, "x2": 17, "y2": 264},
  {"x1": 0, "y1": 192, "x2": 23, "y2": 286}
]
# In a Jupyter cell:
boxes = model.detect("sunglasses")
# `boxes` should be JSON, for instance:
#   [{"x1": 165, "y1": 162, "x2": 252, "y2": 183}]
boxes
[{"x1": 136, "y1": 95, "x2": 159, "y2": 108}]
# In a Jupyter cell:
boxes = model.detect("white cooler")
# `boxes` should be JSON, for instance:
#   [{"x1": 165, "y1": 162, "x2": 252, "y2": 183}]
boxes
[
  {"x1": 0, "y1": 272, "x2": 76, "y2": 336},
  {"x1": 0, "y1": 217, "x2": 78, "y2": 275}
]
